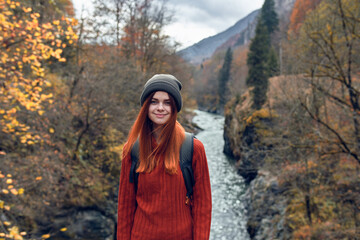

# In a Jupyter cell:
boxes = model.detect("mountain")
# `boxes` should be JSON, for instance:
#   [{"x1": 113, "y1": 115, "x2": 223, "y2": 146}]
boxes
[
  {"x1": 178, "y1": 0, "x2": 296, "y2": 65},
  {"x1": 178, "y1": 9, "x2": 260, "y2": 65}
]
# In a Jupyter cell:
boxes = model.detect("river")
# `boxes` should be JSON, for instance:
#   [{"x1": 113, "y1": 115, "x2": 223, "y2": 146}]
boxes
[{"x1": 192, "y1": 110, "x2": 250, "y2": 240}]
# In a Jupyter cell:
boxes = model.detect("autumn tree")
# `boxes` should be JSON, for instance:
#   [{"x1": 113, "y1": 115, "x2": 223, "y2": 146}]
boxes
[
  {"x1": 91, "y1": 0, "x2": 126, "y2": 46},
  {"x1": 282, "y1": 0, "x2": 360, "y2": 237},
  {"x1": 0, "y1": 0, "x2": 77, "y2": 148},
  {"x1": 289, "y1": 0, "x2": 322, "y2": 34},
  {"x1": 296, "y1": 0, "x2": 360, "y2": 164},
  {"x1": 120, "y1": 0, "x2": 173, "y2": 72},
  {"x1": 25, "y1": 0, "x2": 75, "y2": 21},
  {"x1": 0, "y1": 0, "x2": 81, "y2": 238}
]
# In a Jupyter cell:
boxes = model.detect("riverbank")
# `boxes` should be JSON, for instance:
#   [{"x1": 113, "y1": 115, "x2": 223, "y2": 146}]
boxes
[{"x1": 222, "y1": 89, "x2": 288, "y2": 239}]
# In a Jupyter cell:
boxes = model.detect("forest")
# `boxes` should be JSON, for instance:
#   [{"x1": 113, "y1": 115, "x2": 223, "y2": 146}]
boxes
[{"x1": 0, "y1": 0, "x2": 359, "y2": 239}]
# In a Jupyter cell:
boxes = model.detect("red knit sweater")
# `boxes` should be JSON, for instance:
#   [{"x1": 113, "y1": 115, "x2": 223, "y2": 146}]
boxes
[{"x1": 117, "y1": 138, "x2": 212, "y2": 240}]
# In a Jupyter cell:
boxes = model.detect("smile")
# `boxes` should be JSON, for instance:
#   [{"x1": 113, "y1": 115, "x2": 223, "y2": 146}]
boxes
[{"x1": 155, "y1": 114, "x2": 167, "y2": 118}]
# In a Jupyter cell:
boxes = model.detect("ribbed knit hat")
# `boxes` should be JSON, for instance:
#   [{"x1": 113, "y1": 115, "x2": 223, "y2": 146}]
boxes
[{"x1": 140, "y1": 74, "x2": 182, "y2": 112}]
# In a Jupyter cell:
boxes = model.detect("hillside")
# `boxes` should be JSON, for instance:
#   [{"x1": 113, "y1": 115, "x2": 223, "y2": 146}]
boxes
[{"x1": 178, "y1": 9, "x2": 260, "y2": 65}]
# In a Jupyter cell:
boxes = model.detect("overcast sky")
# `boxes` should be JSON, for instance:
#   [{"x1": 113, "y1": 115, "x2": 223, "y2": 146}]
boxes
[{"x1": 73, "y1": 0, "x2": 264, "y2": 50}]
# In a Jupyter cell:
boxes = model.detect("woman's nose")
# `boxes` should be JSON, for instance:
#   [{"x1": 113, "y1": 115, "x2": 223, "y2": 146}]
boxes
[{"x1": 157, "y1": 102, "x2": 165, "y2": 110}]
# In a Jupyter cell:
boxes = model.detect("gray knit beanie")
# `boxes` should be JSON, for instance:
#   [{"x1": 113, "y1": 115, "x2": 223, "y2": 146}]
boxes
[{"x1": 140, "y1": 74, "x2": 182, "y2": 112}]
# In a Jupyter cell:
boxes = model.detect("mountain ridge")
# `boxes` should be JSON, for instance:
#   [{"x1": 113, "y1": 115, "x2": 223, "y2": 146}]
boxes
[{"x1": 178, "y1": 9, "x2": 260, "y2": 65}]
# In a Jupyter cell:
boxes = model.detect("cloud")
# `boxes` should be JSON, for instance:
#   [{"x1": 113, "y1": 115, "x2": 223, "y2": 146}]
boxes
[
  {"x1": 163, "y1": 0, "x2": 264, "y2": 49},
  {"x1": 164, "y1": 21, "x2": 218, "y2": 48},
  {"x1": 166, "y1": 0, "x2": 263, "y2": 30}
]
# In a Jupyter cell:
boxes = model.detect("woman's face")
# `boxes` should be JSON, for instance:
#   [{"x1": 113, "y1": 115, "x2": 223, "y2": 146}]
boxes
[{"x1": 148, "y1": 91, "x2": 172, "y2": 128}]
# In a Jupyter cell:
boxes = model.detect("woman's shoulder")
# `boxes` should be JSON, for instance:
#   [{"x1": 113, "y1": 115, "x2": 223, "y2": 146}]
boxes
[
  {"x1": 191, "y1": 138, "x2": 208, "y2": 170},
  {"x1": 193, "y1": 137, "x2": 204, "y2": 147},
  {"x1": 193, "y1": 138, "x2": 205, "y2": 155}
]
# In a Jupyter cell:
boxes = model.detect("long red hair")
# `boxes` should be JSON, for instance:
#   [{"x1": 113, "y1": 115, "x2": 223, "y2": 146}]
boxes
[{"x1": 123, "y1": 92, "x2": 185, "y2": 174}]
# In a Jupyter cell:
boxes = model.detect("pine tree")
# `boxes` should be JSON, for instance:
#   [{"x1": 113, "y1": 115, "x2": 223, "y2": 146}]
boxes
[
  {"x1": 261, "y1": 0, "x2": 279, "y2": 34},
  {"x1": 217, "y1": 47, "x2": 233, "y2": 113},
  {"x1": 246, "y1": 0, "x2": 279, "y2": 109},
  {"x1": 268, "y1": 47, "x2": 279, "y2": 77},
  {"x1": 246, "y1": 22, "x2": 270, "y2": 109}
]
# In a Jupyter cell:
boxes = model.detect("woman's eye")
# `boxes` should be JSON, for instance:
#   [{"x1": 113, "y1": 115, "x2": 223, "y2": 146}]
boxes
[{"x1": 164, "y1": 101, "x2": 171, "y2": 105}]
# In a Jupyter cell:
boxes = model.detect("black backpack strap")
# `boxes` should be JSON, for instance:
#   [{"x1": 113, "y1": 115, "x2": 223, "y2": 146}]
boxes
[
  {"x1": 129, "y1": 139, "x2": 139, "y2": 193},
  {"x1": 180, "y1": 132, "x2": 195, "y2": 199}
]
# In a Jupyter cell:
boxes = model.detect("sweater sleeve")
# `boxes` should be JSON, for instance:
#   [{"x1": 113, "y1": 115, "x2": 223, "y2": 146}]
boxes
[
  {"x1": 117, "y1": 147, "x2": 136, "y2": 240},
  {"x1": 192, "y1": 138, "x2": 212, "y2": 240}
]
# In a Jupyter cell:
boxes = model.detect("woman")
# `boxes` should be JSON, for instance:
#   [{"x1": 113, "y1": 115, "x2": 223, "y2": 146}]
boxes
[{"x1": 117, "y1": 74, "x2": 212, "y2": 240}]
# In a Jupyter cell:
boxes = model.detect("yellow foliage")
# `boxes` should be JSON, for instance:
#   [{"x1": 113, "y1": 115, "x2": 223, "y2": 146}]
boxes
[
  {"x1": 0, "y1": 0, "x2": 78, "y2": 144},
  {"x1": 8, "y1": 226, "x2": 23, "y2": 240},
  {"x1": 253, "y1": 108, "x2": 272, "y2": 119},
  {"x1": 109, "y1": 143, "x2": 124, "y2": 157},
  {"x1": 37, "y1": 110, "x2": 45, "y2": 116},
  {"x1": 286, "y1": 186, "x2": 338, "y2": 238},
  {"x1": 246, "y1": 108, "x2": 274, "y2": 125},
  {"x1": 0, "y1": 171, "x2": 29, "y2": 239},
  {"x1": 41, "y1": 234, "x2": 51, "y2": 239},
  {"x1": 10, "y1": 188, "x2": 18, "y2": 195},
  {"x1": 286, "y1": 191, "x2": 308, "y2": 230}
]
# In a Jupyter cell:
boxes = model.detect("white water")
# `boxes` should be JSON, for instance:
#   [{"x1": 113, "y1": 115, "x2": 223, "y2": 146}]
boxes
[{"x1": 192, "y1": 110, "x2": 250, "y2": 240}]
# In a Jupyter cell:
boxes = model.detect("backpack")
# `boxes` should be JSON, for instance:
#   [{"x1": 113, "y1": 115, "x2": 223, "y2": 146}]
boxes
[{"x1": 129, "y1": 132, "x2": 195, "y2": 201}]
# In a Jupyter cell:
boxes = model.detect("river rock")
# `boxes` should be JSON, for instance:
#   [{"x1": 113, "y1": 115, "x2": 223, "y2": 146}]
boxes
[
  {"x1": 35, "y1": 207, "x2": 116, "y2": 240},
  {"x1": 244, "y1": 170, "x2": 287, "y2": 240}
]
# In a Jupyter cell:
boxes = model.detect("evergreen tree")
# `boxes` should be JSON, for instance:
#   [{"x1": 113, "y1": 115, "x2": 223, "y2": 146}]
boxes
[
  {"x1": 267, "y1": 47, "x2": 279, "y2": 77},
  {"x1": 246, "y1": 0, "x2": 279, "y2": 109},
  {"x1": 261, "y1": 0, "x2": 279, "y2": 34},
  {"x1": 217, "y1": 47, "x2": 233, "y2": 113},
  {"x1": 246, "y1": 22, "x2": 270, "y2": 109}
]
